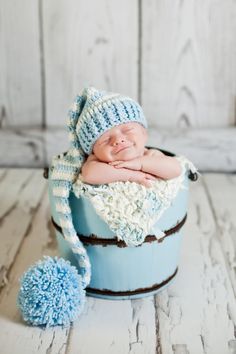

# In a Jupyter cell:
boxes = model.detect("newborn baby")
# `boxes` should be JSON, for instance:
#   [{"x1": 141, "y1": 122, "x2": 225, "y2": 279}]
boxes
[
  {"x1": 47, "y1": 87, "x2": 186, "y2": 312},
  {"x1": 81, "y1": 121, "x2": 181, "y2": 187}
]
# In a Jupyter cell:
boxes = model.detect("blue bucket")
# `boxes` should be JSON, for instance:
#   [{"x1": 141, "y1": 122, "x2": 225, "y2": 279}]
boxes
[{"x1": 45, "y1": 148, "x2": 197, "y2": 300}]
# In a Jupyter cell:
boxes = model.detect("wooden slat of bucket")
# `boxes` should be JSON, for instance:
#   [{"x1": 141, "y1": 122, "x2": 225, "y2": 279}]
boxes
[
  {"x1": 154, "y1": 176, "x2": 236, "y2": 354},
  {"x1": 204, "y1": 173, "x2": 236, "y2": 294},
  {"x1": 0, "y1": 185, "x2": 69, "y2": 354},
  {"x1": 0, "y1": 169, "x2": 46, "y2": 287}
]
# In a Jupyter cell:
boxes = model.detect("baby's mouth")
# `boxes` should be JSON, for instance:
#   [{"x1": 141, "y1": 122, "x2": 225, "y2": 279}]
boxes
[{"x1": 114, "y1": 144, "x2": 133, "y2": 154}]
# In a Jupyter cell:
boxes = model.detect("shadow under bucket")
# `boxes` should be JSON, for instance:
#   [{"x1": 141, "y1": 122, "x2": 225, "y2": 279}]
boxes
[{"x1": 45, "y1": 148, "x2": 197, "y2": 300}]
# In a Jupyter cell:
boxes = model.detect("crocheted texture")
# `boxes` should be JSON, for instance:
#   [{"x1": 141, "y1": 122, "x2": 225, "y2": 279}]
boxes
[
  {"x1": 70, "y1": 87, "x2": 148, "y2": 154},
  {"x1": 17, "y1": 257, "x2": 86, "y2": 327},
  {"x1": 73, "y1": 156, "x2": 195, "y2": 246},
  {"x1": 52, "y1": 150, "x2": 91, "y2": 289},
  {"x1": 51, "y1": 87, "x2": 149, "y2": 288}
]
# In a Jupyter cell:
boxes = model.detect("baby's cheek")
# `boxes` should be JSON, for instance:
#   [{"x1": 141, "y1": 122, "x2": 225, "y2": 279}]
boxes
[{"x1": 100, "y1": 147, "x2": 115, "y2": 163}]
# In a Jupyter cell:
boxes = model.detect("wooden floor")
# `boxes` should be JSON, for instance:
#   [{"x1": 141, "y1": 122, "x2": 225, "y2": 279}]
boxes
[{"x1": 0, "y1": 169, "x2": 235, "y2": 354}]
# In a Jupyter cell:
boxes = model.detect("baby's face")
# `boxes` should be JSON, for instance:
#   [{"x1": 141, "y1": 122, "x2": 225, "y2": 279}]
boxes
[{"x1": 93, "y1": 122, "x2": 147, "y2": 162}]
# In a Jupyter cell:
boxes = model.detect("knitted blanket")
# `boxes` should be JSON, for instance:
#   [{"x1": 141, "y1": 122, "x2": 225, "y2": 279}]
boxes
[{"x1": 72, "y1": 156, "x2": 195, "y2": 246}]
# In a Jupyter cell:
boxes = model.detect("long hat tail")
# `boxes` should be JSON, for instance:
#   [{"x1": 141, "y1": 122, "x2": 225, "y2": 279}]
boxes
[{"x1": 51, "y1": 94, "x2": 91, "y2": 288}]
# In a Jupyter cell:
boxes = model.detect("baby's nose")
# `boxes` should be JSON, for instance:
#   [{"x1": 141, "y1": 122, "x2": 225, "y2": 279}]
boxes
[{"x1": 112, "y1": 137, "x2": 125, "y2": 146}]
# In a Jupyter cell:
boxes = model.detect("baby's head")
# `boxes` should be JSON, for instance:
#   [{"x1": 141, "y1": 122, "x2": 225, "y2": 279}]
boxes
[
  {"x1": 93, "y1": 122, "x2": 147, "y2": 162},
  {"x1": 68, "y1": 87, "x2": 148, "y2": 161}
]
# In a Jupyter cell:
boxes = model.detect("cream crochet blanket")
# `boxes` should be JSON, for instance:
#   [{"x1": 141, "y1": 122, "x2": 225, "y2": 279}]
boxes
[{"x1": 72, "y1": 156, "x2": 197, "y2": 246}]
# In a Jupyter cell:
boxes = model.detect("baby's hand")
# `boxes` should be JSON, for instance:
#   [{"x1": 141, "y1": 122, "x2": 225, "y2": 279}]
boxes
[
  {"x1": 109, "y1": 158, "x2": 142, "y2": 171},
  {"x1": 128, "y1": 170, "x2": 156, "y2": 188}
]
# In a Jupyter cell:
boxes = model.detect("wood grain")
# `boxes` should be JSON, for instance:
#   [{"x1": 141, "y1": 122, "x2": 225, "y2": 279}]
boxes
[
  {"x1": 0, "y1": 169, "x2": 235, "y2": 353},
  {"x1": 1, "y1": 127, "x2": 236, "y2": 172},
  {"x1": 0, "y1": 187, "x2": 68, "y2": 354},
  {"x1": 142, "y1": 0, "x2": 236, "y2": 128},
  {"x1": 155, "y1": 177, "x2": 236, "y2": 354},
  {"x1": 0, "y1": 0, "x2": 42, "y2": 126},
  {"x1": 1, "y1": 1, "x2": 236, "y2": 131},
  {"x1": 43, "y1": 0, "x2": 139, "y2": 126},
  {"x1": 0, "y1": 128, "x2": 45, "y2": 167},
  {"x1": 0, "y1": 170, "x2": 46, "y2": 287},
  {"x1": 68, "y1": 297, "x2": 156, "y2": 354},
  {"x1": 203, "y1": 174, "x2": 236, "y2": 294}
]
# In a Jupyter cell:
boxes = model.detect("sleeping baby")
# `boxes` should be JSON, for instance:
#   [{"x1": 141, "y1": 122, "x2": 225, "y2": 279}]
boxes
[
  {"x1": 48, "y1": 87, "x2": 187, "y2": 309},
  {"x1": 79, "y1": 95, "x2": 181, "y2": 187}
]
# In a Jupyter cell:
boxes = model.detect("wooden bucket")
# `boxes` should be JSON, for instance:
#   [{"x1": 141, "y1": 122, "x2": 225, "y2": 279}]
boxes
[{"x1": 45, "y1": 148, "x2": 197, "y2": 300}]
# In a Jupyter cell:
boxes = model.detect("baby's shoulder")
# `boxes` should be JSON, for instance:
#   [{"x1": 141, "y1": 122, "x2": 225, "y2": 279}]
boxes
[{"x1": 144, "y1": 148, "x2": 164, "y2": 157}]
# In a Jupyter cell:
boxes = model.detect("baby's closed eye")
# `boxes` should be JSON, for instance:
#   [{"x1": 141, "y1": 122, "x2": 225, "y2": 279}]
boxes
[
  {"x1": 123, "y1": 127, "x2": 134, "y2": 133},
  {"x1": 100, "y1": 137, "x2": 110, "y2": 145}
]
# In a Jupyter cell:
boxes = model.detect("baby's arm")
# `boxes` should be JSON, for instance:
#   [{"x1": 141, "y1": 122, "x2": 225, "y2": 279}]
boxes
[
  {"x1": 141, "y1": 150, "x2": 182, "y2": 179},
  {"x1": 110, "y1": 149, "x2": 182, "y2": 180},
  {"x1": 81, "y1": 154, "x2": 156, "y2": 187}
]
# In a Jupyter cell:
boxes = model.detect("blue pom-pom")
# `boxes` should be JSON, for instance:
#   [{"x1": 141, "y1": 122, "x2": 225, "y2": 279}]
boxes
[{"x1": 17, "y1": 256, "x2": 86, "y2": 327}]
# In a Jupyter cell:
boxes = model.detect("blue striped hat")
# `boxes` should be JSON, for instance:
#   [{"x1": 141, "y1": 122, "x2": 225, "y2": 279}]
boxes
[
  {"x1": 17, "y1": 87, "x2": 148, "y2": 327},
  {"x1": 68, "y1": 87, "x2": 148, "y2": 154}
]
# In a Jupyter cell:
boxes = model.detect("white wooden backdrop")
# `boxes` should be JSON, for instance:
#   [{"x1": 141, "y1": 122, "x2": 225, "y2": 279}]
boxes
[{"x1": 0, "y1": 0, "x2": 236, "y2": 169}]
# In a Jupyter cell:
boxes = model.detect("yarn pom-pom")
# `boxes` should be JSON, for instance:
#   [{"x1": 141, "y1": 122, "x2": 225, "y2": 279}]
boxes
[{"x1": 17, "y1": 256, "x2": 86, "y2": 327}]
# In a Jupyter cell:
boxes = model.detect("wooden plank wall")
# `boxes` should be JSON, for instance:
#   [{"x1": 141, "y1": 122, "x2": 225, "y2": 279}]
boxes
[
  {"x1": 1, "y1": 0, "x2": 236, "y2": 129},
  {"x1": 0, "y1": 0, "x2": 42, "y2": 126},
  {"x1": 142, "y1": 0, "x2": 236, "y2": 128}
]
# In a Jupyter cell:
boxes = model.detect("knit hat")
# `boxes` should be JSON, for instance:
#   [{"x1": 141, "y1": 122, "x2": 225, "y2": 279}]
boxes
[
  {"x1": 62, "y1": 87, "x2": 148, "y2": 285},
  {"x1": 17, "y1": 87, "x2": 149, "y2": 327},
  {"x1": 69, "y1": 87, "x2": 148, "y2": 155},
  {"x1": 56, "y1": 87, "x2": 148, "y2": 282}
]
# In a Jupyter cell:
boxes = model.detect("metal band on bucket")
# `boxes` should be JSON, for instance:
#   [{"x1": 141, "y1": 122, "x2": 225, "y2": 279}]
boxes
[
  {"x1": 86, "y1": 267, "x2": 178, "y2": 297},
  {"x1": 51, "y1": 214, "x2": 187, "y2": 248}
]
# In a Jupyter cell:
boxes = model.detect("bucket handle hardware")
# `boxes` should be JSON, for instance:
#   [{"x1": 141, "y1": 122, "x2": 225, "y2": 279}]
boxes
[
  {"x1": 188, "y1": 170, "x2": 198, "y2": 181},
  {"x1": 43, "y1": 167, "x2": 49, "y2": 179}
]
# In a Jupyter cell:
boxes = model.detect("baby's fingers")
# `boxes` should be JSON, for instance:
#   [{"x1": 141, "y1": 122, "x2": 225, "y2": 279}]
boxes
[
  {"x1": 141, "y1": 178, "x2": 152, "y2": 188},
  {"x1": 110, "y1": 161, "x2": 127, "y2": 168},
  {"x1": 145, "y1": 173, "x2": 156, "y2": 181},
  {"x1": 109, "y1": 161, "x2": 123, "y2": 166}
]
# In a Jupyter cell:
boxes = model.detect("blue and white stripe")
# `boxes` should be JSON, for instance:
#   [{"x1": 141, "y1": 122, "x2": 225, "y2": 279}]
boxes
[{"x1": 51, "y1": 86, "x2": 149, "y2": 290}]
